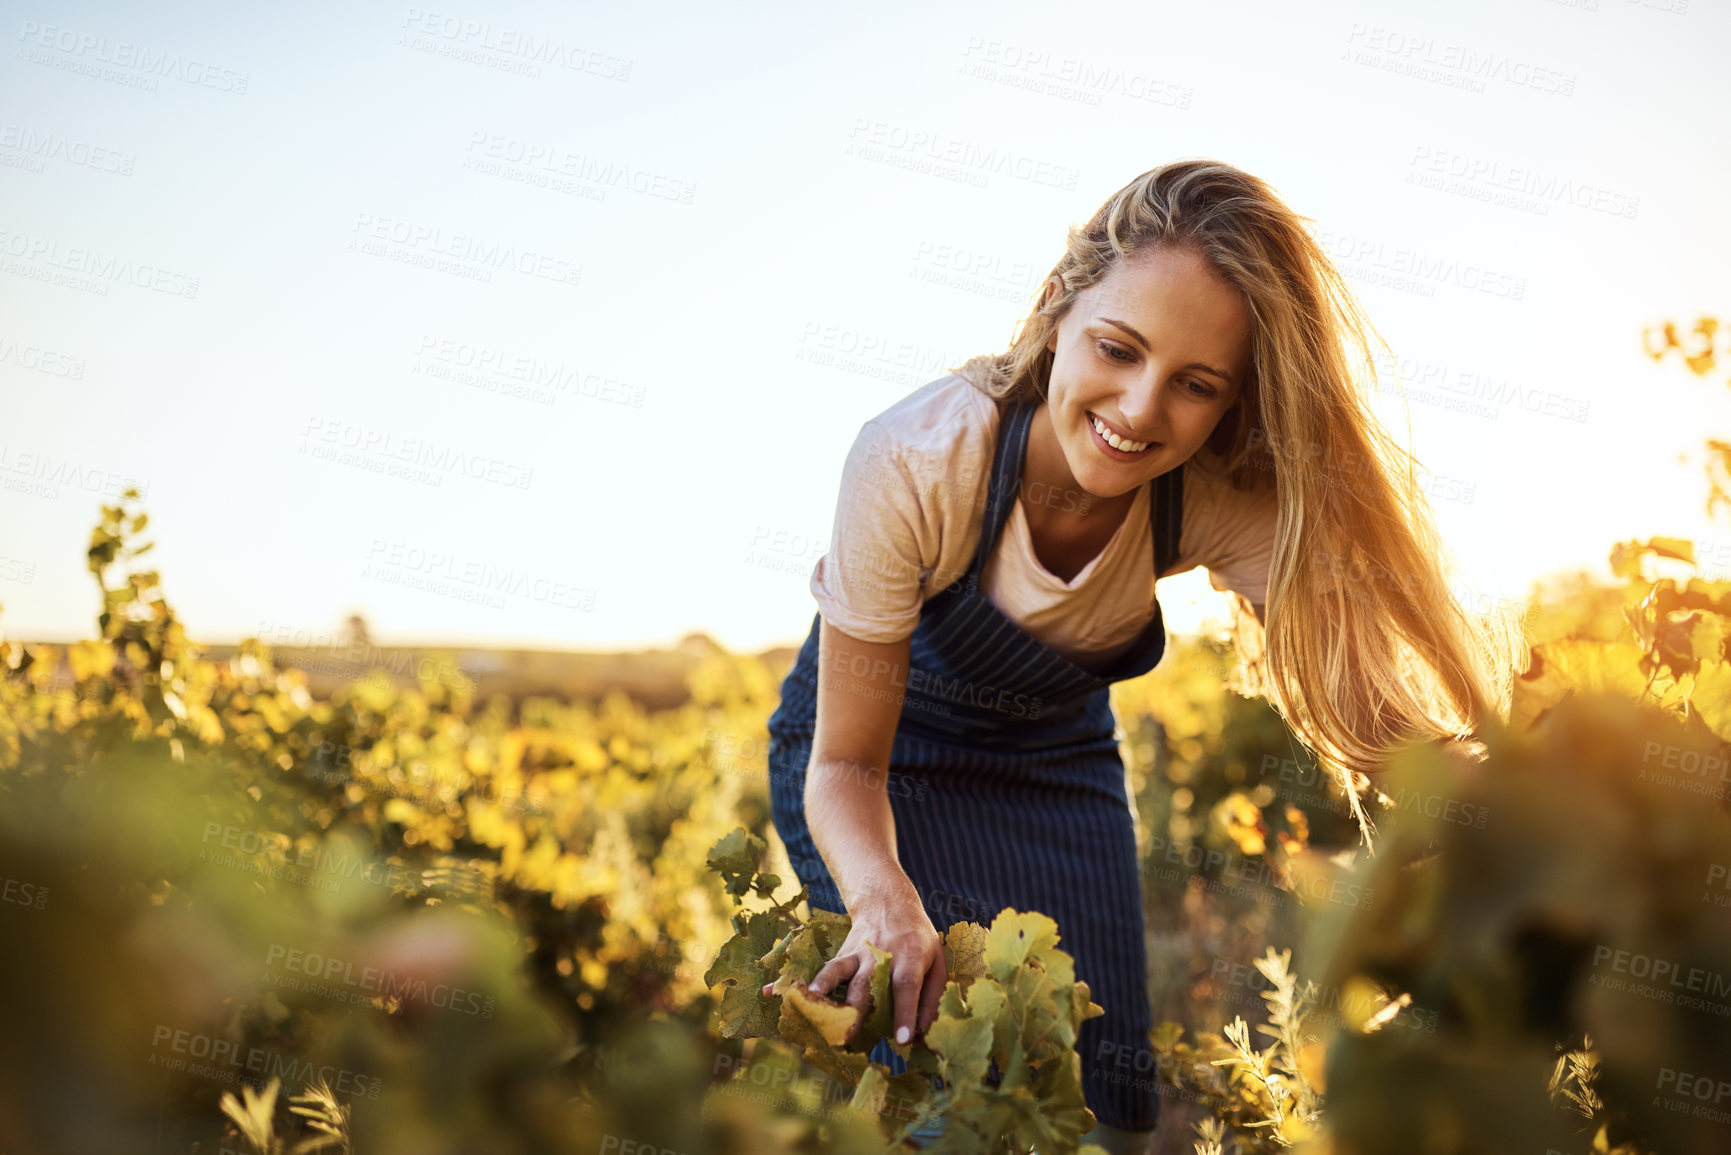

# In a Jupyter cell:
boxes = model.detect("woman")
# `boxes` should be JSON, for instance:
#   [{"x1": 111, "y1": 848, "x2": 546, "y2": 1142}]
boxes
[{"x1": 762, "y1": 159, "x2": 1522, "y2": 1153}]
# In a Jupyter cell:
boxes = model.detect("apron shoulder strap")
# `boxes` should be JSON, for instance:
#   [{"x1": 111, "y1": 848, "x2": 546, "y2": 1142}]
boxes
[
  {"x1": 1150, "y1": 464, "x2": 1185, "y2": 578},
  {"x1": 971, "y1": 395, "x2": 1036, "y2": 577}
]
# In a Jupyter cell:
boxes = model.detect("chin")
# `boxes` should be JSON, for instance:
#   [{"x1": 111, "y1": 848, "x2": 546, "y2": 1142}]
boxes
[{"x1": 1069, "y1": 461, "x2": 1144, "y2": 500}]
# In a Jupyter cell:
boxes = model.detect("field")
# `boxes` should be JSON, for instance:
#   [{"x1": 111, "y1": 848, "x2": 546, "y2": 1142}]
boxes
[{"x1": 1, "y1": 320, "x2": 1729, "y2": 1155}]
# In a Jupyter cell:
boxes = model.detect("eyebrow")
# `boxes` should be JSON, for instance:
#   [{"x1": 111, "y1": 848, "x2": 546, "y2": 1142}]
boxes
[{"x1": 1098, "y1": 317, "x2": 1235, "y2": 385}]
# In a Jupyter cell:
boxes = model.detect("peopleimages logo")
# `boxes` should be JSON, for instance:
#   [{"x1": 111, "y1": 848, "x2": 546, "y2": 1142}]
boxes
[
  {"x1": 0, "y1": 124, "x2": 135, "y2": 174},
  {"x1": 906, "y1": 666, "x2": 1043, "y2": 720},
  {"x1": 15, "y1": 20, "x2": 251, "y2": 93},
  {"x1": 264, "y1": 944, "x2": 496, "y2": 1018},
  {"x1": 150, "y1": 1026, "x2": 382, "y2": 1100},
  {"x1": 825, "y1": 648, "x2": 1044, "y2": 720},
  {"x1": 844, "y1": 118, "x2": 1080, "y2": 191},
  {"x1": 0, "y1": 227, "x2": 200, "y2": 297},
  {"x1": 1589, "y1": 945, "x2": 1731, "y2": 1016}
]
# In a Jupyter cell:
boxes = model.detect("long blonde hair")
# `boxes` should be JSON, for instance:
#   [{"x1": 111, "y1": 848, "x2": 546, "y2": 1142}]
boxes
[{"x1": 952, "y1": 159, "x2": 1527, "y2": 814}]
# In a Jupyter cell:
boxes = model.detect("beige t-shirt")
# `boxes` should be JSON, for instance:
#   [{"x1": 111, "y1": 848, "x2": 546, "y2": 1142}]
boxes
[{"x1": 808, "y1": 373, "x2": 1278, "y2": 670}]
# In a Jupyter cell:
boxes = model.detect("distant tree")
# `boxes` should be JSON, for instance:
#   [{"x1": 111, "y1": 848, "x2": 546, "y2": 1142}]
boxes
[{"x1": 343, "y1": 613, "x2": 372, "y2": 648}]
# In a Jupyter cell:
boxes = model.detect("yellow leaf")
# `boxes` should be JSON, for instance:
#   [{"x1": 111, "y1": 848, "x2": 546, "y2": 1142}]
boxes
[
  {"x1": 778, "y1": 983, "x2": 868, "y2": 1087},
  {"x1": 942, "y1": 921, "x2": 990, "y2": 983},
  {"x1": 1690, "y1": 660, "x2": 1731, "y2": 744},
  {"x1": 1512, "y1": 640, "x2": 1653, "y2": 731},
  {"x1": 783, "y1": 981, "x2": 858, "y2": 1047}
]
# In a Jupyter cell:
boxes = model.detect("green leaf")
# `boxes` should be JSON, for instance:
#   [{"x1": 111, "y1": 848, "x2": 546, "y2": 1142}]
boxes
[
  {"x1": 983, "y1": 909, "x2": 1063, "y2": 985},
  {"x1": 705, "y1": 827, "x2": 767, "y2": 900},
  {"x1": 766, "y1": 908, "x2": 851, "y2": 992},
  {"x1": 847, "y1": 1062, "x2": 888, "y2": 1117},
  {"x1": 925, "y1": 978, "x2": 1003, "y2": 1092},
  {"x1": 704, "y1": 892, "x2": 804, "y2": 1039}
]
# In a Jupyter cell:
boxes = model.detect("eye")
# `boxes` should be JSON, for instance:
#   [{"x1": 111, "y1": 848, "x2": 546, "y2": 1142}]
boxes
[{"x1": 1094, "y1": 337, "x2": 1221, "y2": 398}]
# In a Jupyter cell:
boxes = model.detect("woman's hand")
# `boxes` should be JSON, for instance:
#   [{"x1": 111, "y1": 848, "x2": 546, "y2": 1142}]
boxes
[{"x1": 760, "y1": 881, "x2": 947, "y2": 1046}]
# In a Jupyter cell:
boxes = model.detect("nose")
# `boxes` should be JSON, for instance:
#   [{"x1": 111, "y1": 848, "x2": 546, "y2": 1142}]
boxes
[{"x1": 1116, "y1": 375, "x2": 1172, "y2": 441}]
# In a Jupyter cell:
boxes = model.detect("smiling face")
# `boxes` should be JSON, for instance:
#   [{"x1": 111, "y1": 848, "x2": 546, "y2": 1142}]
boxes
[{"x1": 1035, "y1": 243, "x2": 1253, "y2": 501}]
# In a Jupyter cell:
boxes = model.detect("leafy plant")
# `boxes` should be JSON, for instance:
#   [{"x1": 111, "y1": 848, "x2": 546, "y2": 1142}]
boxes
[
  {"x1": 0, "y1": 493, "x2": 837, "y2": 1154},
  {"x1": 219, "y1": 1077, "x2": 352, "y2": 1155},
  {"x1": 703, "y1": 828, "x2": 1112, "y2": 1153},
  {"x1": 1151, "y1": 947, "x2": 1330, "y2": 1153}
]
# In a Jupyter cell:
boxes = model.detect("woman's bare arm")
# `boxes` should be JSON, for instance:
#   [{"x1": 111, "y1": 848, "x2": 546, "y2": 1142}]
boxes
[
  {"x1": 766, "y1": 617, "x2": 947, "y2": 1044},
  {"x1": 805, "y1": 617, "x2": 914, "y2": 910}
]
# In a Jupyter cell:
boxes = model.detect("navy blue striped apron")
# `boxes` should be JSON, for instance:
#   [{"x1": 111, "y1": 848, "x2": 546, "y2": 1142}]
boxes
[{"x1": 766, "y1": 394, "x2": 1183, "y2": 1132}]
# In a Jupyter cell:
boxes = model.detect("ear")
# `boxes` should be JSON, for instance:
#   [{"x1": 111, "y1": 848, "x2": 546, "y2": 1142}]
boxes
[
  {"x1": 1041, "y1": 276, "x2": 1066, "y2": 354},
  {"x1": 1041, "y1": 274, "x2": 1063, "y2": 312}
]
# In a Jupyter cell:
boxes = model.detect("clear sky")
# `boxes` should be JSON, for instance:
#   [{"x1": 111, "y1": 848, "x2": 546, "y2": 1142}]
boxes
[{"x1": 3, "y1": 0, "x2": 1728, "y2": 654}]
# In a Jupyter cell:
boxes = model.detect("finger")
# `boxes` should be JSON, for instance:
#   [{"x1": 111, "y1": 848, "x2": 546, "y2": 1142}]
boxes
[
  {"x1": 807, "y1": 954, "x2": 857, "y2": 998},
  {"x1": 916, "y1": 952, "x2": 947, "y2": 1036},
  {"x1": 845, "y1": 953, "x2": 876, "y2": 1016},
  {"x1": 891, "y1": 961, "x2": 925, "y2": 1045}
]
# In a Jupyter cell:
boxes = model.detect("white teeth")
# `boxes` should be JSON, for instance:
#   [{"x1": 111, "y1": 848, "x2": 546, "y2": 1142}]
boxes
[{"x1": 1092, "y1": 414, "x2": 1150, "y2": 452}]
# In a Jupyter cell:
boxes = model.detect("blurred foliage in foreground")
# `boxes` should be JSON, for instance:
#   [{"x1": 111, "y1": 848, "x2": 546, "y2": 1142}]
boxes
[{"x1": 0, "y1": 488, "x2": 825, "y2": 1154}]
